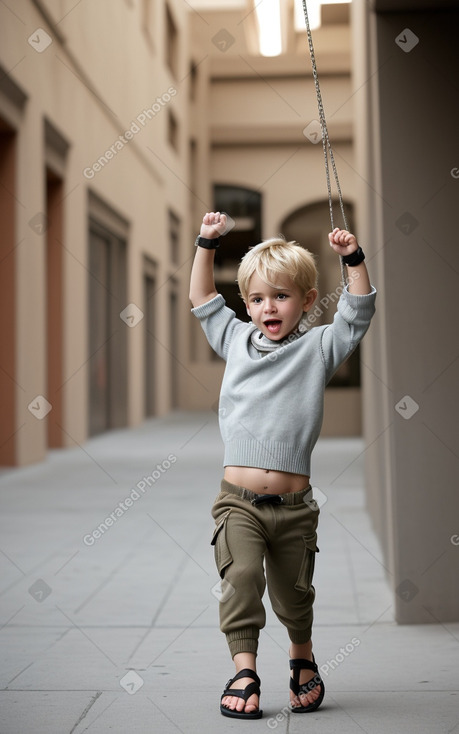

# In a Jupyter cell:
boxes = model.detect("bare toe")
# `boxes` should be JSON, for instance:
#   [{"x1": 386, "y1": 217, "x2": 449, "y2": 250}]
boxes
[{"x1": 221, "y1": 673, "x2": 261, "y2": 717}]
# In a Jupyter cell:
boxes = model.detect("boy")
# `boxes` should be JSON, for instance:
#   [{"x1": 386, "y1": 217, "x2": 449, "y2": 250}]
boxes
[{"x1": 189, "y1": 211, "x2": 376, "y2": 719}]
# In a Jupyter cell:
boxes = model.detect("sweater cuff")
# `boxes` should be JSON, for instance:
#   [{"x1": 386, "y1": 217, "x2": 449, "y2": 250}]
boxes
[
  {"x1": 191, "y1": 293, "x2": 225, "y2": 319},
  {"x1": 339, "y1": 285, "x2": 377, "y2": 323}
]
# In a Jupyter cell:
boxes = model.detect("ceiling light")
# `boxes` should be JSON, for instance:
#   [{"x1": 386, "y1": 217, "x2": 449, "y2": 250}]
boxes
[{"x1": 255, "y1": 0, "x2": 282, "y2": 57}]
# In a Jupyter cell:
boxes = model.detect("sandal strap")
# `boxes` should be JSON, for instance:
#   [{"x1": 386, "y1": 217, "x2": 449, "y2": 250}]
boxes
[
  {"x1": 289, "y1": 658, "x2": 318, "y2": 673},
  {"x1": 226, "y1": 668, "x2": 260, "y2": 688},
  {"x1": 289, "y1": 657, "x2": 321, "y2": 696},
  {"x1": 289, "y1": 658, "x2": 319, "y2": 685},
  {"x1": 222, "y1": 668, "x2": 261, "y2": 702}
]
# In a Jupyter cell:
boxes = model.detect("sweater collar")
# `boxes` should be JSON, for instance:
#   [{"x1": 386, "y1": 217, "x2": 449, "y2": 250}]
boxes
[{"x1": 250, "y1": 319, "x2": 308, "y2": 353}]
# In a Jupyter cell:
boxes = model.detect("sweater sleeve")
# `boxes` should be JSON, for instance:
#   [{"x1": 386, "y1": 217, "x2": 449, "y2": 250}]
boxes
[
  {"x1": 320, "y1": 285, "x2": 377, "y2": 382},
  {"x1": 191, "y1": 294, "x2": 247, "y2": 361}
]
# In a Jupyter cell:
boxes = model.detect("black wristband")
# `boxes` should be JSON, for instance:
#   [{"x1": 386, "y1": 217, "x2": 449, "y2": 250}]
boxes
[
  {"x1": 342, "y1": 246, "x2": 365, "y2": 267},
  {"x1": 195, "y1": 235, "x2": 220, "y2": 250}
]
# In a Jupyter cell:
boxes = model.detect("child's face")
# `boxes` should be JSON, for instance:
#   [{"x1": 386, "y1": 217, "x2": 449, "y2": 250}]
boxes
[{"x1": 245, "y1": 272, "x2": 316, "y2": 341}]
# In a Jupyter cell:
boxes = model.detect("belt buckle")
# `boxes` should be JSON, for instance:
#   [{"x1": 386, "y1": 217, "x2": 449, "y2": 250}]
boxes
[{"x1": 251, "y1": 494, "x2": 284, "y2": 507}]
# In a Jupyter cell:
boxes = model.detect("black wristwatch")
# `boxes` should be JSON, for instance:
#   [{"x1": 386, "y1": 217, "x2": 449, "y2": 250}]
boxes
[
  {"x1": 342, "y1": 247, "x2": 365, "y2": 267},
  {"x1": 195, "y1": 235, "x2": 221, "y2": 250}
]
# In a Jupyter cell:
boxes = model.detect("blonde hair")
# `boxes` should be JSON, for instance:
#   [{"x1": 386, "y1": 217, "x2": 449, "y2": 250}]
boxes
[{"x1": 237, "y1": 236, "x2": 318, "y2": 302}]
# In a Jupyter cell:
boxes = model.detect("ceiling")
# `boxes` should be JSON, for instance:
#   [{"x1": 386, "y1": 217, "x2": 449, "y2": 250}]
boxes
[{"x1": 371, "y1": 0, "x2": 458, "y2": 10}]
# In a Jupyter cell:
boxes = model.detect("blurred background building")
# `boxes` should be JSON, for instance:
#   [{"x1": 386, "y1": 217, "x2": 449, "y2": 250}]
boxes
[{"x1": 0, "y1": 0, "x2": 457, "y2": 621}]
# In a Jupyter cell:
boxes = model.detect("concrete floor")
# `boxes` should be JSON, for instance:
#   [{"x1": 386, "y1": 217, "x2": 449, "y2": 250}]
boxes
[{"x1": 0, "y1": 411, "x2": 458, "y2": 734}]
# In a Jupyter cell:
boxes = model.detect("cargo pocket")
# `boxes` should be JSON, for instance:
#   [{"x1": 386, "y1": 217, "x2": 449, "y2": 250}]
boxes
[
  {"x1": 210, "y1": 510, "x2": 233, "y2": 579},
  {"x1": 294, "y1": 534, "x2": 319, "y2": 592}
]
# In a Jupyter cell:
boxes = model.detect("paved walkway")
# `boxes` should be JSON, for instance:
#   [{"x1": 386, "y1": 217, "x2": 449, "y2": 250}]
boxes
[{"x1": 0, "y1": 412, "x2": 458, "y2": 734}]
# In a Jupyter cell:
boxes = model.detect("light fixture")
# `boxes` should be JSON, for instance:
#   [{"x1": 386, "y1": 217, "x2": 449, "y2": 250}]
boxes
[{"x1": 255, "y1": 0, "x2": 282, "y2": 57}]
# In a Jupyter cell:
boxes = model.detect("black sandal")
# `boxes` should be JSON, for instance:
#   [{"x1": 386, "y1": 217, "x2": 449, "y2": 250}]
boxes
[
  {"x1": 220, "y1": 668, "x2": 263, "y2": 719},
  {"x1": 289, "y1": 655, "x2": 325, "y2": 713}
]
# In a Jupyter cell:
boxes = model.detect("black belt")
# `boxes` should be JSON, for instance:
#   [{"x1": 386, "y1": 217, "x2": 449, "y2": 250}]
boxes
[
  {"x1": 251, "y1": 493, "x2": 285, "y2": 507},
  {"x1": 221, "y1": 479, "x2": 312, "y2": 506}
]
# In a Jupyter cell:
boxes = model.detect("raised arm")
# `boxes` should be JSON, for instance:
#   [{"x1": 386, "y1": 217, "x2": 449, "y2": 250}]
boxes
[
  {"x1": 189, "y1": 211, "x2": 228, "y2": 308},
  {"x1": 328, "y1": 228, "x2": 372, "y2": 295}
]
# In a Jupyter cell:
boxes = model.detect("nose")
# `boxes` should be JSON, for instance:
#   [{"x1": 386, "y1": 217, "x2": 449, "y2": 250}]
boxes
[{"x1": 264, "y1": 298, "x2": 277, "y2": 313}]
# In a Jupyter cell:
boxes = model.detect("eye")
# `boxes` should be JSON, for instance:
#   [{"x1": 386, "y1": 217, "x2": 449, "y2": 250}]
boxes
[
  {"x1": 276, "y1": 293, "x2": 288, "y2": 300},
  {"x1": 251, "y1": 297, "x2": 262, "y2": 304}
]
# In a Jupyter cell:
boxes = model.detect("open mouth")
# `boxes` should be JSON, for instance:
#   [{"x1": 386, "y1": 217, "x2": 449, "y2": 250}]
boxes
[{"x1": 264, "y1": 319, "x2": 282, "y2": 335}]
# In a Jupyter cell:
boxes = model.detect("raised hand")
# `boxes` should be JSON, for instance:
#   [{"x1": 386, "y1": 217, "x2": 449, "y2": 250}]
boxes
[
  {"x1": 200, "y1": 211, "x2": 228, "y2": 240},
  {"x1": 328, "y1": 228, "x2": 358, "y2": 257}
]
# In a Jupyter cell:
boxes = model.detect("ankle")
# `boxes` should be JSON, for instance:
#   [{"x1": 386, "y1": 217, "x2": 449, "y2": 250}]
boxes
[
  {"x1": 233, "y1": 651, "x2": 257, "y2": 674},
  {"x1": 290, "y1": 640, "x2": 313, "y2": 660}
]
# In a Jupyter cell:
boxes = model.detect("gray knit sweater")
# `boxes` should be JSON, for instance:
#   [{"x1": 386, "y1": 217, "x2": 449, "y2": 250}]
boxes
[{"x1": 192, "y1": 286, "x2": 376, "y2": 476}]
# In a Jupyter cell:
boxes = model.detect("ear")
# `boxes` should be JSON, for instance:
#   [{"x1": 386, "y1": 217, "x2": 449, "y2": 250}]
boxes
[
  {"x1": 244, "y1": 300, "x2": 251, "y2": 316},
  {"x1": 303, "y1": 288, "x2": 318, "y2": 313}
]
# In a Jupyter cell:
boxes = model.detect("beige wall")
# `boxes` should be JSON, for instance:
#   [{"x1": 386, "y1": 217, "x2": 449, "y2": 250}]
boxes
[
  {"x1": 353, "y1": 1, "x2": 459, "y2": 622},
  {"x1": 0, "y1": 0, "x2": 191, "y2": 464}
]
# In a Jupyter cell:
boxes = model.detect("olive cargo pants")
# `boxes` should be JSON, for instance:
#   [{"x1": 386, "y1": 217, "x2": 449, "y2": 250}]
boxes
[{"x1": 211, "y1": 479, "x2": 320, "y2": 658}]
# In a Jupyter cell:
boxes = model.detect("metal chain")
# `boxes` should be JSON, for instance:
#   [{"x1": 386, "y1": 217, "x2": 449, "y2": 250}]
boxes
[{"x1": 301, "y1": 0, "x2": 348, "y2": 287}]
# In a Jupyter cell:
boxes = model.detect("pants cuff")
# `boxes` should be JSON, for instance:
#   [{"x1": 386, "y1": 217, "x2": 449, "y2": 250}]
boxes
[
  {"x1": 226, "y1": 627, "x2": 259, "y2": 658},
  {"x1": 288, "y1": 628, "x2": 312, "y2": 645}
]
